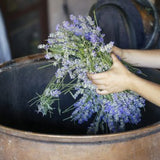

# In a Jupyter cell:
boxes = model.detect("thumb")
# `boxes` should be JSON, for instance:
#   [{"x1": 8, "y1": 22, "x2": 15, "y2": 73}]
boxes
[
  {"x1": 111, "y1": 54, "x2": 120, "y2": 63},
  {"x1": 111, "y1": 54, "x2": 124, "y2": 68}
]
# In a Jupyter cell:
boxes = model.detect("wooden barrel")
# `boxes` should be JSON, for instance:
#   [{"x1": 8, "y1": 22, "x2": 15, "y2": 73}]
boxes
[
  {"x1": 89, "y1": 0, "x2": 159, "y2": 49},
  {"x1": 0, "y1": 54, "x2": 160, "y2": 160},
  {"x1": 89, "y1": 0, "x2": 145, "y2": 49}
]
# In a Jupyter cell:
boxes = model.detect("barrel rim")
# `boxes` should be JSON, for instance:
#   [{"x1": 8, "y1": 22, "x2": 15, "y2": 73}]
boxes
[
  {"x1": 0, "y1": 53, "x2": 160, "y2": 143},
  {"x1": 0, "y1": 122, "x2": 160, "y2": 143},
  {"x1": 0, "y1": 53, "x2": 45, "y2": 71}
]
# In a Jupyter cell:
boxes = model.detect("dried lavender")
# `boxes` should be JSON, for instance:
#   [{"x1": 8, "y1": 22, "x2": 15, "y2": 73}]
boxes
[{"x1": 34, "y1": 15, "x2": 145, "y2": 134}]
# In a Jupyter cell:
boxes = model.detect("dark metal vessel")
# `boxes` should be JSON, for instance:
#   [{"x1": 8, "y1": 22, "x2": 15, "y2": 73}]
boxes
[{"x1": 0, "y1": 54, "x2": 160, "y2": 160}]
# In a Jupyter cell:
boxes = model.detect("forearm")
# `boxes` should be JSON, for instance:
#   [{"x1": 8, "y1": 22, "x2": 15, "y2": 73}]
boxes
[
  {"x1": 129, "y1": 73, "x2": 160, "y2": 107},
  {"x1": 122, "y1": 49, "x2": 160, "y2": 68},
  {"x1": 112, "y1": 47, "x2": 160, "y2": 68}
]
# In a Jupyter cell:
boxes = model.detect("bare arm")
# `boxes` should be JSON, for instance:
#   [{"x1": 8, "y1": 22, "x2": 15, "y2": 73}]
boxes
[
  {"x1": 129, "y1": 72, "x2": 160, "y2": 106},
  {"x1": 88, "y1": 54, "x2": 160, "y2": 107},
  {"x1": 112, "y1": 46, "x2": 160, "y2": 68}
]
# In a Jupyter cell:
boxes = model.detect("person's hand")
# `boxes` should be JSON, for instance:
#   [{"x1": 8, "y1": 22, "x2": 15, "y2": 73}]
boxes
[
  {"x1": 112, "y1": 46, "x2": 123, "y2": 58},
  {"x1": 88, "y1": 54, "x2": 133, "y2": 95}
]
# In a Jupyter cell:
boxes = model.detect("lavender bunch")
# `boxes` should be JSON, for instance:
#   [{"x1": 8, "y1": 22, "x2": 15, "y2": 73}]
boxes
[{"x1": 34, "y1": 15, "x2": 145, "y2": 134}]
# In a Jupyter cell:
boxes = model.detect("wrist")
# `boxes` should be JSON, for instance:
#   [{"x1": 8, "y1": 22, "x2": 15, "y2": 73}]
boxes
[{"x1": 126, "y1": 72, "x2": 137, "y2": 91}]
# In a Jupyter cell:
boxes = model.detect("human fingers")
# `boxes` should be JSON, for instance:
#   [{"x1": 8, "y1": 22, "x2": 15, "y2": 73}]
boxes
[
  {"x1": 96, "y1": 88, "x2": 109, "y2": 95},
  {"x1": 91, "y1": 79, "x2": 106, "y2": 85},
  {"x1": 111, "y1": 46, "x2": 123, "y2": 58},
  {"x1": 111, "y1": 53, "x2": 120, "y2": 64},
  {"x1": 111, "y1": 54, "x2": 127, "y2": 70},
  {"x1": 87, "y1": 54, "x2": 121, "y2": 81},
  {"x1": 87, "y1": 72, "x2": 106, "y2": 80},
  {"x1": 95, "y1": 84, "x2": 107, "y2": 90}
]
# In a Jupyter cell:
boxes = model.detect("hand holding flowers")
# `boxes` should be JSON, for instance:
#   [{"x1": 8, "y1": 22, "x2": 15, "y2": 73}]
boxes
[
  {"x1": 32, "y1": 14, "x2": 145, "y2": 134},
  {"x1": 88, "y1": 53, "x2": 134, "y2": 95}
]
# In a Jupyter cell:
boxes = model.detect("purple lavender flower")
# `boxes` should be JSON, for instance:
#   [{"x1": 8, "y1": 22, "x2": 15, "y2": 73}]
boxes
[
  {"x1": 96, "y1": 26, "x2": 102, "y2": 32},
  {"x1": 99, "y1": 37, "x2": 104, "y2": 43},
  {"x1": 56, "y1": 24, "x2": 60, "y2": 31},
  {"x1": 84, "y1": 33, "x2": 91, "y2": 41},
  {"x1": 70, "y1": 15, "x2": 79, "y2": 25},
  {"x1": 136, "y1": 69, "x2": 143, "y2": 75},
  {"x1": 91, "y1": 50, "x2": 97, "y2": 57},
  {"x1": 45, "y1": 52, "x2": 53, "y2": 59},
  {"x1": 104, "y1": 41, "x2": 114, "y2": 53},
  {"x1": 50, "y1": 89, "x2": 61, "y2": 97},
  {"x1": 47, "y1": 39, "x2": 53, "y2": 45},
  {"x1": 74, "y1": 31, "x2": 83, "y2": 36},
  {"x1": 36, "y1": 14, "x2": 146, "y2": 134},
  {"x1": 90, "y1": 34, "x2": 98, "y2": 44}
]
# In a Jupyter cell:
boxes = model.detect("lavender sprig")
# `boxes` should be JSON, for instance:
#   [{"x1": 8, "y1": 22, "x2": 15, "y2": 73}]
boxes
[{"x1": 34, "y1": 15, "x2": 145, "y2": 134}]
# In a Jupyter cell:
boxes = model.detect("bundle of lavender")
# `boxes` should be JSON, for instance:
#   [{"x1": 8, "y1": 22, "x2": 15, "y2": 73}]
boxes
[{"x1": 33, "y1": 14, "x2": 145, "y2": 134}]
